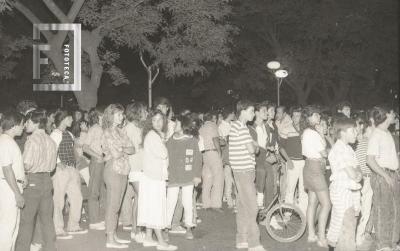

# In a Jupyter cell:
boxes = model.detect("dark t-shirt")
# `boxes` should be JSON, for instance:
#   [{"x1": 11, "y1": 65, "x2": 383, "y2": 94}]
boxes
[{"x1": 280, "y1": 135, "x2": 303, "y2": 160}]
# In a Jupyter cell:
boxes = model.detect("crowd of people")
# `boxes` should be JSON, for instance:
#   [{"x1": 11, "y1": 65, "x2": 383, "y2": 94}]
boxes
[{"x1": 0, "y1": 98, "x2": 399, "y2": 251}]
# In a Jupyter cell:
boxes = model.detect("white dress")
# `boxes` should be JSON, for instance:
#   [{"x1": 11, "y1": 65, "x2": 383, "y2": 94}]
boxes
[{"x1": 137, "y1": 130, "x2": 168, "y2": 229}]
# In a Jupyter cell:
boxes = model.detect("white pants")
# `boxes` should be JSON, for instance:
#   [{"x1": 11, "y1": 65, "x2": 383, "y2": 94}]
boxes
[
  {"x1": 284, "y1": 160, "x2": 308, "y2": 215},
  {"x1": 166, "y1": 185, "x2": 194, "y2": 228},
  {"x1": 356, "y1": 176, "x2": 373, "y2": 245},
  {"x1": 0, "y1": 180, "x2": 20, "y2": 251}
]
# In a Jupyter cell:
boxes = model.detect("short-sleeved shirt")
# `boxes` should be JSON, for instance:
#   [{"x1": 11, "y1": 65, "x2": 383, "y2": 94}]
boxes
[
  {"x1": 199, "y1": 121, "x2": 219, "y2": 150},
  {"x1": 329, "y1": 139, "x2": 358, "y2": 182},
  {"x1": 228, "y1": 120, "x2": 256, "y2": 171},
  {"x1": 23, "y1": 129, "x2": 57, "y2": 173},
  {"x1": 125, "y1": 122, "x2": 143, "y2": 173},
  {"x1": 85, "y1": 124, "x2": 104, "y2": 157},
  {"x1": 0, "y1": 134, "x2": 25, "y2": 183},
  {"x1": 302, "y1": 128, "x2": 325, "y2": 159},
  {"x1": 367, "y1": 128, "x2": 399, "y2": 170}
]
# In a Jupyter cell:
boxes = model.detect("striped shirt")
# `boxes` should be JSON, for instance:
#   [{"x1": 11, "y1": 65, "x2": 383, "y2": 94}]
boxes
[
  {"x1": 23, "y1": 129, "x2": 57, "y2": 173},
  {"x1": 228, "y1": 120, "x2": 255, "y2": 171},
  {"x1": 355, "y1": 138, "x2": 371, "y2": 175}
]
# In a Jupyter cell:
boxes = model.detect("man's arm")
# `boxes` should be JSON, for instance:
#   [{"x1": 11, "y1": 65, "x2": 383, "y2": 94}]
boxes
[
  {"x1": 279, "y1": 147, "x2": 294, "y2": 169},
  {"x1": 2, "y1": 165, "x2": 24, "y2": 208},
  {"x1": 212, "y1": 137, "x2": 222, "y2": 156},
  {"x1": 367, "y1": 155, "x2": 394, "y2": 187},
  {"x1": 343, "y1": 166, "x2": 362, "y2": 182}
]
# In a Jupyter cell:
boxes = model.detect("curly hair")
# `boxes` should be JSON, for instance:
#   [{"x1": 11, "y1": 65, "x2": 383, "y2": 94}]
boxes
[
  {"x1": 176, "y1": 114, "x2": 200, "y2": 138},
  {"x1": 125, "y1": 102, "x2": 147, "y2": 126},
  {"x1": 102, "y1": 104, "x2": 125, "y2": 130},
  {"x1": 300, "y1": 105, "x2": 321, "y2": 132},
  {"x1": 142, "y1": 109, "x2": 167, "y2": 143},
  {"x1": 16, "y1": 100, "x2": 38, "y2": 116}
]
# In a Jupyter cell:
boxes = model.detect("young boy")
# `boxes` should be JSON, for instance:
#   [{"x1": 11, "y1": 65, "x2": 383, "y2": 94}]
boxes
[
  {"x1": 0, "y1": 111, "x2": 26, "y2": 251},
  {"x1": 327, "y1": 117, "x2": 363, "y2": 251},
  {"x1": 229, "y1": 100, "x2": 265, "y2": 251}
]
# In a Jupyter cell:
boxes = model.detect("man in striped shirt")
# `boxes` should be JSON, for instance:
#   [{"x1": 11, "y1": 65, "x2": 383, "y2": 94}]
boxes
[{"x1": 229, "y1": 100, "x2": 266, "y2": 251}]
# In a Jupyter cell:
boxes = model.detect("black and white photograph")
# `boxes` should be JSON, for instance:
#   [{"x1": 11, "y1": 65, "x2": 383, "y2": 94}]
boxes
[{"x1": 0, "y1": 0, "x2": 399, "y2": 251}]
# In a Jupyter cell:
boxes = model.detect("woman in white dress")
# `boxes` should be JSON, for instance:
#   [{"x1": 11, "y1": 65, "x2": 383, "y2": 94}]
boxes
[{"x1": 137, "y1": 110, "x2": 177, "y2": 251}]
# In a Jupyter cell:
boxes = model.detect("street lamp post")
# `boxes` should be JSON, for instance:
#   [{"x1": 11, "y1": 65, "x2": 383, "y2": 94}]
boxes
[{"x1": 267, "y1": 61, "x2": 288, "y2": 106}]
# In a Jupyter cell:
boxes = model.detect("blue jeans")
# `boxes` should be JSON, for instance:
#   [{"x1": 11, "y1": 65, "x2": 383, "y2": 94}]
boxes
[
  {"x1": 371, "y1": 170, "x2": 400, "y2": 249},
  {"x1": 233, "y1": 170, "x2": 261, "y2": 248},
  {"x1": 15, "y1": 173, "x2": 56, "y2": 251}
]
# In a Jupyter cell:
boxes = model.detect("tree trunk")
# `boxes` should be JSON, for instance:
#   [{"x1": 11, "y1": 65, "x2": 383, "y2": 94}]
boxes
[{"x1": 148, "y1": 72, "x2": 152, "y2": 108}]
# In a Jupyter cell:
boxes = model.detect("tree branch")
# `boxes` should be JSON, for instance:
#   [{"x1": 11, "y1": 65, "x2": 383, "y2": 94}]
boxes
[
  {"x1": 139, "y1": 52, "x2": 150, "y2": 72},
  {"x1": 12, "y1": 0, "x2": 53, "y2": 41},
  {"x1": 151, "y1": 66, "x2": 159, "y2": 84}
]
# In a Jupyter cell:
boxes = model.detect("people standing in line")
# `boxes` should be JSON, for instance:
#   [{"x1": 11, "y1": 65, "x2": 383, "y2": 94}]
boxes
[
  {"x1": 280, "y1": 106, "x2": 308, "y2": 215},
  {"x1": 0, "y1": 111, "x2": 26, "y2": 251},
  {"x1": 51, "y1": 110, "x2": 87, "y2": 239},
  {"x1": 367, "y1": 106, "x2": 400, "y2": 251},
  {"x1": 15, "y1": 109, "x2": 58, "y2": 251},
  {"x1": 218, "y1": 107, "x2": 235, "y2": 208},
  {"x1": 83, "y1": 106, "x2": 106, "y2": 231},
  {"x1": 301, "y1": 105, "x2": 331, "y2": 248},
  {"x1": 137, "y1": 110, "x2": 177, "y2": 251},
  {"x1": 124, "y1": 102, "x2": 148, "y2": 243},
  {"x1": 166, "y1": 114, "x2": 202, "y2": 240},
  {"x1": 101, "y1": 104, "x2": 134, "y2": 248},
  {"x1": 327, "y1": 118, "x2": 363, "y2": 251},
  {"x1": 199, "y1": 111, "x2": 224, "y2": 212},
  {"x1": 229, "y1": 100, "x2": 266, "y2": 251}
]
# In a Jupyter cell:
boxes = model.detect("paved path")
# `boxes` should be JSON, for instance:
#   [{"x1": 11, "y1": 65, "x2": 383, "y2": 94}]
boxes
[{"x1": 56, "y1": 207, "x2": 343, "y2": 251}]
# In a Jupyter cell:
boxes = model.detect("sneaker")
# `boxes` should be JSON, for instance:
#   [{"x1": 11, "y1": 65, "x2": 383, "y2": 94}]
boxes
[
  {"x1": 157, "y1": 244, "x2": 178, "y2": 251},
  {"x1": 115, "y1": 236, "x2": 131, "y2": 244},
  {"x1": 236, "y1": 242, "x2": 248, "y2": 249},
  {"x1": 30, "y1": 243, "x2": 42, "y2": 251},
  {"x1": 248, "y1": 245, "x2": 267, "y2": 251},
  {"x1": 67, "y1": 228, "x2": 88, "y2": 235},
  {"x1": 169, "y1": 225, "x2": 186, "y2": 234},
  {"x1": 269, "y1": 216, "x2": 283, "y2": 230},
  {"x1": 89, "y1": 222, "x2": 106, "y2": 230},
  {"x1": 56, "y1": 232, "x2": 73, "y2": 240},
  {"x1": 122, "y1": 225, "x2": 132, "y2": 231},
  {"x1": 106, "y1": 242, "x2": 128, "y2": 249}
]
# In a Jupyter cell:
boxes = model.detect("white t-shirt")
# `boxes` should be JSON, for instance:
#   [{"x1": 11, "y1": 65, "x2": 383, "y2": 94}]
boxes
[
  {"x1": 255, "y1": 123, "x2": 268, "y2": 150},
  {"x1": 0, "y1": 134, "x2": 25, "y2": 184},
  {"x1": 218, "y1": 120, "x2": 231, "y2": 139},
  {"x1": 301, "y1": 128, "x2": 325, "y2": 159},
  {"x1": 367, "y1": 128, "x2": 399, "y2": 170}
]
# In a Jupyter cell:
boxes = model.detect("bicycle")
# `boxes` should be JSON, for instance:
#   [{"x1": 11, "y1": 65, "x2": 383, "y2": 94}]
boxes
[{"x1": 256, "y1": 152, "x2": 307, "y2": 243}]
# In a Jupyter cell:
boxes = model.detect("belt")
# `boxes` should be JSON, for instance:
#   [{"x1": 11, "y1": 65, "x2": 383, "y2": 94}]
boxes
[
  {"x1": 384, "y1": 168, "x2": 398, "y2": 174},
  {"x1": 203, "y1": 149, "x2": 217, "y2": 153},
  {"x1": 363, "y1": 173, "x2": 372, "y2": 178}
]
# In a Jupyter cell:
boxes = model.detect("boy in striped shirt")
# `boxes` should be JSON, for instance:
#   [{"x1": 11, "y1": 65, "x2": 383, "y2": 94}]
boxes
[{"x1": 229, "y1": 100, "x2": 266, "y2": 251}]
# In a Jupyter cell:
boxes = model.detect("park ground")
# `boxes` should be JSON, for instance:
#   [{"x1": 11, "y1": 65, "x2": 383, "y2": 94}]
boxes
[{"x1": 56, "y1": 206, "x2": 375, "y2": 251}]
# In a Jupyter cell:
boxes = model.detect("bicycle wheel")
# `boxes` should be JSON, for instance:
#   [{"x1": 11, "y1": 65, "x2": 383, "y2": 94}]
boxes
[{"x1": 264, "y1": 203, "x2": 306, "y2": 243}]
